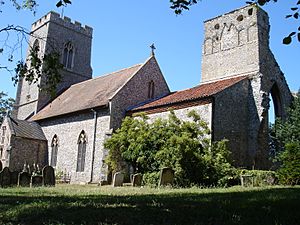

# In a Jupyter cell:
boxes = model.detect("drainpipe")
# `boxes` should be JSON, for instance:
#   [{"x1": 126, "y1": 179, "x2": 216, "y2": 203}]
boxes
[{"x1": 89, "y1": 108, "x2": 97, "y2": 183}]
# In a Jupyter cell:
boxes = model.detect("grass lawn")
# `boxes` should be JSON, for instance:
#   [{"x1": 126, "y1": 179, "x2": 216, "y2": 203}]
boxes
[{"x1": 0, "y1": 185, "x2": 299, "y2": 225}]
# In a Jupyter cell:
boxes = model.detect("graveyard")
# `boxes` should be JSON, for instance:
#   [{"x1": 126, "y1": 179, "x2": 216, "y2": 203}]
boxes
[{"x1": 0, "y1": 184, "x2": 299, "y2": 225}]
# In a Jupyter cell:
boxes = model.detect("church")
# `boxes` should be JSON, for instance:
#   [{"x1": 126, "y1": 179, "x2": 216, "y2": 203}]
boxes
[{"x1": 0, "y1": 5, "x2": 293, "y2": 184}]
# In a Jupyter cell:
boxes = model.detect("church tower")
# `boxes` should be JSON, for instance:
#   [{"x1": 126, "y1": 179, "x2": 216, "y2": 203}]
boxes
[
  {"x1": 15, "y1": 11, "x2": 93, "y2": 120},
  {"x1": 201, "y1": 5, "x2": 293, "y2": 168},
  {"x1": 201, "y1": 5, "x2": 270, "y2": 82}
]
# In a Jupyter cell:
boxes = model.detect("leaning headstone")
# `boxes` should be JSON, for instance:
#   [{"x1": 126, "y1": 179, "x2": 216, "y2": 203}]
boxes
[
  {"x1": 159, "y1": 168, "x2": 174, "y2": 187},
  {"x1": 112, "y1": 172, "x2": 124, "y2": 187},
  {"x1": 0, "y1": 167, "x2": 11, "y2": 187},
  {"x1": 18, "y1": 172, "x2": 31, "y2": 187},
  {"x1": 0, "y1": 160, "x2": 2, "y2": 171},
  {"x1": 10, "y1": 171, "x2": 19, "y2": 186},
  {"x1": 31, "y1": 175, "x2": 43, "y2": 187},
  {"x1": 132, "y1": 173, "x2": 142, "y2": 187},
  {"x1": 42, "y1": 166, "x2": 55, "y2": 186}
]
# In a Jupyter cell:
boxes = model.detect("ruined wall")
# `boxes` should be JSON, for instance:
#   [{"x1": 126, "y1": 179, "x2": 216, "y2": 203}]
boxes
[
  {"x1": 110, "y1": 56, "x2": 170, "y2": 130},
  {"x1": 201, "y1": 5, "x2": 265, "y2": 83},
  {"x1": 213, "y1": 78, "x2": 251, "y2": 167},
  {"x1": 202, "y1": 5, "x2": 292, "y2": 169},
  {"x1": 39, "y1": 108, "x2": 110, "y2": 184}
]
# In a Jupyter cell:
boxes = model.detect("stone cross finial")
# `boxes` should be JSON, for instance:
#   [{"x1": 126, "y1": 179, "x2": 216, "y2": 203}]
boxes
[{"x1": 150, "y1": 43, "x2": 156, "y2": 56}]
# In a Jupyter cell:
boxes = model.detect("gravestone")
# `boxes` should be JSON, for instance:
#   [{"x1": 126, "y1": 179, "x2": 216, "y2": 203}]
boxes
[
  {"x1": 18, "y1": 172, "x2": 31, "y2": 187},
  {"x1": 31, "y1": 175, "x2": 43, "y2": 187},
  {"x1": 10, "y1": 171, "x2": 19, "y2": 186},
  {"x1": 159, "y1": 168, "x2": 174, "y2": 187},
  {"x1": 112, "y1": 172, "x2": 124, "y2": 187},
  {"x1": 0, "y1": 167, "x2": 11, "y2": 187},
  {"x1": 132, "y1": 173, "x2": 142, "y2": 187},
  {"x1": 42, "y1": 166, "x2": 55, "y2": 186},
  {"x1": 0, "y1": 160, "x2": 2, "y2": 171}
]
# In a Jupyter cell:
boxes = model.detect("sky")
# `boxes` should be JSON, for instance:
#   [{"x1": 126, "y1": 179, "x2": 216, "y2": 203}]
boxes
[{"x1": 0, "y1": 0, "x2": 299, "y2": 101}]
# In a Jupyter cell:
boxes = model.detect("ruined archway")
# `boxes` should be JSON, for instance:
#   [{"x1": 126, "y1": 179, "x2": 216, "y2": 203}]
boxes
[{"x1": 269, "y1": 83, "x2": 283, "y2": 120}]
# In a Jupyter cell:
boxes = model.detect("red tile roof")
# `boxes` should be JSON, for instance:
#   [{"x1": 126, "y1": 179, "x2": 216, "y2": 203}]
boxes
[
  {"x1": 130, "y1": 75, "x2": 248, "y2": 112},
  {"x1": 31, "y1": 63, "x2": 143, "y2": 121}
]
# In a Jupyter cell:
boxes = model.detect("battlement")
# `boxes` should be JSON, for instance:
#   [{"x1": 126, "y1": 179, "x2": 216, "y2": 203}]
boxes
[{"x1": 31, "y1": 11, "x2": 93, "y2": 37}]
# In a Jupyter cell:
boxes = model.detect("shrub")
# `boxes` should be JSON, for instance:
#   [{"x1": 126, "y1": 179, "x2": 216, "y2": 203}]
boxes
[
  {"x1": 239, "y1": 169, "x2": 277, "y2": 187},
  {"x1": 277, "y1": 142, "x2": 300, "y2": 185},
  {"x1": 105, "y1": 110, "x2": 234, "y2": 187},
  {"x1": 143, "y1": 171, "x2": 160, "y2": 187}
]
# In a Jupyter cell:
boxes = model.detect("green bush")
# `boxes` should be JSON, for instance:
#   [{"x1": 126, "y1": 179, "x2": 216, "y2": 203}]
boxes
[
  {"x1": 105, "y1": 110, "x2": 235, "y2": 187},
  {"x1": 270, "y1": 91, "x2": 300, "y2": 185},
  {"x1": 239, "y1": 169, "x2": 277, "y2": 187},
  {"x1": 143, "y1": 171, "x2": 160, "y2": 187},
  {"x1": 277, "y1": 142, "x2": 300, "y2": 185}
]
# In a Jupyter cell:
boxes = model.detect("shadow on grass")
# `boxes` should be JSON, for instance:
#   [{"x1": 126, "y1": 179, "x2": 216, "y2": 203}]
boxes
[{"x1": 0, "y1": 187, "x2": 299, "y2": 225}]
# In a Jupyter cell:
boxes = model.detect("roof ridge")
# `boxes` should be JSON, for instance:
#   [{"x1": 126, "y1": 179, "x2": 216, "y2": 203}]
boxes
[
  {"x1": 108, "y1": 56, "x2": 155, "y2": 100},
  {"x1": 130, "y1": 75, "x2": 249, "y2": 112},
  {"x1": 70, "y1": 63, "x2": 144, "y2": 88}
]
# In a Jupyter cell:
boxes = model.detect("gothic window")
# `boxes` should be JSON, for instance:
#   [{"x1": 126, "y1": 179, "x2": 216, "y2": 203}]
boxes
[
  {"x1": 63, "y1": 42, "x2": 74, "y2": 69},
  {"x1": 33, "y1": 39, "x2": 40, "y2": 52},
  {"x1": 76, "y1": 130, "x2": 87, "y2": 172},
  {"x1": 148, "y1": 80, "x2": 155, "y2": 99},
  {"x1": 50, "y1": 135, "x2": 59, "y2": 167}
]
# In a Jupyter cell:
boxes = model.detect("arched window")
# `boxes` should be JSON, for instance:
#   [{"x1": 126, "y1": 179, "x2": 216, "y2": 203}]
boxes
[
  {"x1": 50, "y1": 135, "x2": 59, "y2": 167},
  {"x1": 33, "y1": 39, "x2": 40, "y2": 52},
  {"x1": 76, "y1": 130, "x2": 87, "y2": 172},
  {"x1": 63, "y1": 42, "x2": 74, "y2": 69},
  {"x1": 148, "y1": 80, "x2": 155, "y2": 99}
]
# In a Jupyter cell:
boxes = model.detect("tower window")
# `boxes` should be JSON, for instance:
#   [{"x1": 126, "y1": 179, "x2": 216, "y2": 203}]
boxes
[
  {"x1": 63, "y1": 42, "x2": 74, "y2": 69},
  {"x1": 33, "y1": 39, "x2": 40, "y2": 52},
  {"x1": 148, "y1": 80, "x2": 155, "y2": 99},
  {"x1": 50, "y1": 135, "x2": 59, "y2": 167},
  {"x1": 76, "y1": 130, "x2": 87, "y2": 172}
]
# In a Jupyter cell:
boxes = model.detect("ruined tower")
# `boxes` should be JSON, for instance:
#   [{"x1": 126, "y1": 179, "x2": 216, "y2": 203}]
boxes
[
  {"x1": 201, "y1": 5, "x2": 293, "y2": 168},
  {"x1": 15, "y1": 12, "x2": 93, "y2": 120}
]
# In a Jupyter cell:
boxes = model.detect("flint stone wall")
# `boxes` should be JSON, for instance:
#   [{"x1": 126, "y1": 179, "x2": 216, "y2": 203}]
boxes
[{"x1": 40, "y1": 108, "x2": 110, "y2": 184}]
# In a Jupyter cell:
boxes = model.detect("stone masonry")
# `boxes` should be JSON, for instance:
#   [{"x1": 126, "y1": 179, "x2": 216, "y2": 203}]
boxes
[
  {"x1": 6, "y1": 5, "x2": 294, "y2": 184},
  {"x1": 15, "y1": 11, "x2": 93, "y2": 120}
]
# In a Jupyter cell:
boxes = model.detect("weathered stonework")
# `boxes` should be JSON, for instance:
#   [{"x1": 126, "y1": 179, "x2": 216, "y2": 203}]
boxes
[
  {"x1": 201, "y1": 5, "x2": 292, "y2": 168},
  {"x1": 147, "y1": 104, "x2": 212, "y2": 131},
  {"x1": 201, "y1": 5, "x2": 264, "y2": 82},
  {"x1": 0, "y1": 117, "x2": 48, "y2": 172},
  {"x1": 6, "y1": 4, "x2": 294, "y2": 184},
  {"x1": 39, "y1": 108, "x2": 111, "y2": 184},
  {"x1": 110, "y1": 57, "x2": 170, "y2": 130},
  {"x1": 15, "y1": 11, "x2": 93, "y2": 120}
]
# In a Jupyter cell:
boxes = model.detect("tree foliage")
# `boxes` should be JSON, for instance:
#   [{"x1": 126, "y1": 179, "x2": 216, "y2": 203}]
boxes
[
  {"x1": 104, "y1": 110, "x2": 234, "y2": 187},
  {"x1": 0, "y1": 0, "x2": 69, "y2": 97},
  {"x1": 0, "y1": 92, "x2": 14, "y2": 124},
  {"x1": 271, "y1": 91, "x2": 300, "y2": 185}
]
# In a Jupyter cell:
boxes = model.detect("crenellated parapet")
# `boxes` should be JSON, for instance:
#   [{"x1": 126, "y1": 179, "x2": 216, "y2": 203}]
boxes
[{"x1": 31, "y1": 11, "x2": 93, "y2": 37}]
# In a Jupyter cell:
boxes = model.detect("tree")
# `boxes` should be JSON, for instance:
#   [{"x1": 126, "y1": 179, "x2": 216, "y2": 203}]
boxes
[
  {"x1": 0, "y1": 0, "x2": 70, "y2": 96},
  {"x1": 272, "y1": 91, "x2": 300, "y2": 184},
  {"x1": 0, "y1": 92, "x2": 14, "y2": 124},
  {"x1": 104, "y1": 110, "x2": 234, "y2": 187},
  {"x1": 0, "y1": 0, "x2": 298, "y2": 97}
]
